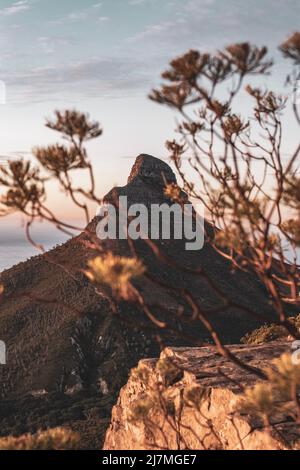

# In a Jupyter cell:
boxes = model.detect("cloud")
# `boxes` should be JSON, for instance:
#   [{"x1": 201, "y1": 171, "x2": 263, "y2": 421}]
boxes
[
  {"x1": 98, "y1": 16, "x2": 110, "y2": 23},
  {"x1": 125, "y1": 1, "x2": 218, "y2": 53},
  {"x1": 4, "y1": 56, "x2": 153, "y2": 104},
  {"x1": 37, "y1": 35, "x2": 76, "y2": 54},
  {"x1": 50, "y1": 3, "x2": 106, "y2": 25},
  {"x1": 127, "y1": 21, "x2": 176, "y2": 43},
  {"x1": 129, "y1": 0, "x2": 146, "y2": 5},
  {"x1": 4, "y1": 0, "x2": 300, "y2": 107},
  {"x1": 67, "y1": 11, "x2": 88, "y2": 22},
  {"x1": 126, "y1": 0, "x2": 300, "y2": 57},
  {"x1": 0, "y1": 0, "x2": 31, "y2": 16}
]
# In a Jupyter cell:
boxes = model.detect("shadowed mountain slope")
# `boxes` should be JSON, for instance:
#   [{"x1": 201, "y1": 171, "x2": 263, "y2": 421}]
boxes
[{"x1": 0, "y1": 154, "x2": 287, "y2": 447}]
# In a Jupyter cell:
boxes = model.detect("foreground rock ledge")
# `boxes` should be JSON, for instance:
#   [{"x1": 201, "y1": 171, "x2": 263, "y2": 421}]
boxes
[{"x1": 104, "y1": 341, "x2": 299, "y2": 450}]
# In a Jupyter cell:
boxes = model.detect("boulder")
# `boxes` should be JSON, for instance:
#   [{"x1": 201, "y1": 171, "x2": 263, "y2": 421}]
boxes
[{"x1": 104, "y1": 341, "x2": 299, "y2": 450}]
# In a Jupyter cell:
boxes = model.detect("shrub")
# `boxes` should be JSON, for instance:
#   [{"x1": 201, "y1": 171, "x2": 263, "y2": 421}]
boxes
[
  {"x1": 0, "y1": 427, "x2": 79, "y2": 450},
  {"x1": 242, "y1": 315, "x2": 300, "y2": 345}
]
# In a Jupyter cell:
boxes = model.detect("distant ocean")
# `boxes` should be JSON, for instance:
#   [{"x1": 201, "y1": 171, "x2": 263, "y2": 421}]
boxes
[
  {"x1": 1, "y1": 224, "x2": 299, "y2": 273},
  {"x1": 0, "y1": 240, "x2": 61, "y2": 272},
  {"x1": 0, "y1": 224, "x2": 69, "y2": 272}
]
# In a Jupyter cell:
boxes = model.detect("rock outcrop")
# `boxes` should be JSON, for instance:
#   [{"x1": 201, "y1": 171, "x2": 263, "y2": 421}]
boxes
[{"x1": 104, "y1": 341, "x2": 299, "y2": 450}]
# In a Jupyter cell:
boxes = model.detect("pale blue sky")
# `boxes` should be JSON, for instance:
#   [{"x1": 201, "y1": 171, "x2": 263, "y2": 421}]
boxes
[
  {"x1": 0, "y1": 0, "x2": 299, "y2": 186},
  {"x1": 0, "y1": 0, "x2": 299, "y2": 269}
]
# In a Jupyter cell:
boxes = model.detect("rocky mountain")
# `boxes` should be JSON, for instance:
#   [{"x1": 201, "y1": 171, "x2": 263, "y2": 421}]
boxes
[
  {"x1": 104, "y1": 341, "x2": 298, "y2": 450},
  {"x1": 0, "y1": 154, "x2": 289, "y2": 448}
]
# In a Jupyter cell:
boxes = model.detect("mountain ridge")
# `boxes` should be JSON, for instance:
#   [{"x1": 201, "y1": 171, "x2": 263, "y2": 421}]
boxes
[{"x1": 0, "y1": 154, "x2": 287, "y2": 447}]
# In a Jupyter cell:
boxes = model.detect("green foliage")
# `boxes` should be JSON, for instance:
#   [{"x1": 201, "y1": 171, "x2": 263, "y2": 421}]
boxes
[
  {"x1": 280, "y1": 32, "x2": 300, "y2": 64},
  {"x1": 240, "y1": 353, "x2": 300, "y2": 423},
  {"x1": 156, "y1": 357, "x2": 183, "y2": 387},
  {"x1": 0, "y1": 427, "x2": 79, "y2": 450},
  {"x1": 34, "y1": 144, "x2": 87, "y2": 175},
  {"x1": 242, "y1": 314, "x2": 300, "y2": 345},
  {"x1": 46, "y1": 110, "x2": 102, "y2": 142},
  {"x1": 183, "y1": 385, "x2": 210, "y2": 411},
  {"x1": 84, "y1": 252, "x2": 145, "y2": 300},
  {"x1": 129, "y1": 359, "x2": 183, "y2": 423},
  {"x1": 0, "y1": 160, "x2": 45, "y2": 214}
]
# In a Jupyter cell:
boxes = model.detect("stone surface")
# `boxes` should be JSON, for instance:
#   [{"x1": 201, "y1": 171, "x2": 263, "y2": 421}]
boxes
[
  {"x1": 127, "y1": 154, "x2": 177, "y2": 186},
  {"x1": 104, "y1": 341, "x2": 299, "y2": 450}
]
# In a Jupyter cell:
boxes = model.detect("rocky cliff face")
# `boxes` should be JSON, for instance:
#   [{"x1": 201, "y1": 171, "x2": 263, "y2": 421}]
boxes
[
  {"x1": 0, "y1": 154, "x2": 292, "y2": 447},
  {"x1": 104, "y1": 341, "x2": 298, "y2": 450}
]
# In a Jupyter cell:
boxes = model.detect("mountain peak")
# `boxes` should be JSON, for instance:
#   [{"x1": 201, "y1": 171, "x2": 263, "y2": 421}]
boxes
[{"x1": 127, "y1": 154, "x2": 177, "y2": 186}]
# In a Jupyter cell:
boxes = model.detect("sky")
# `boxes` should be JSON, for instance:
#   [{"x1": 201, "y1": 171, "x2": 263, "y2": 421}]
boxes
[{"x1": 0, "y1": 0, "x2": 299, "y2": 269}]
